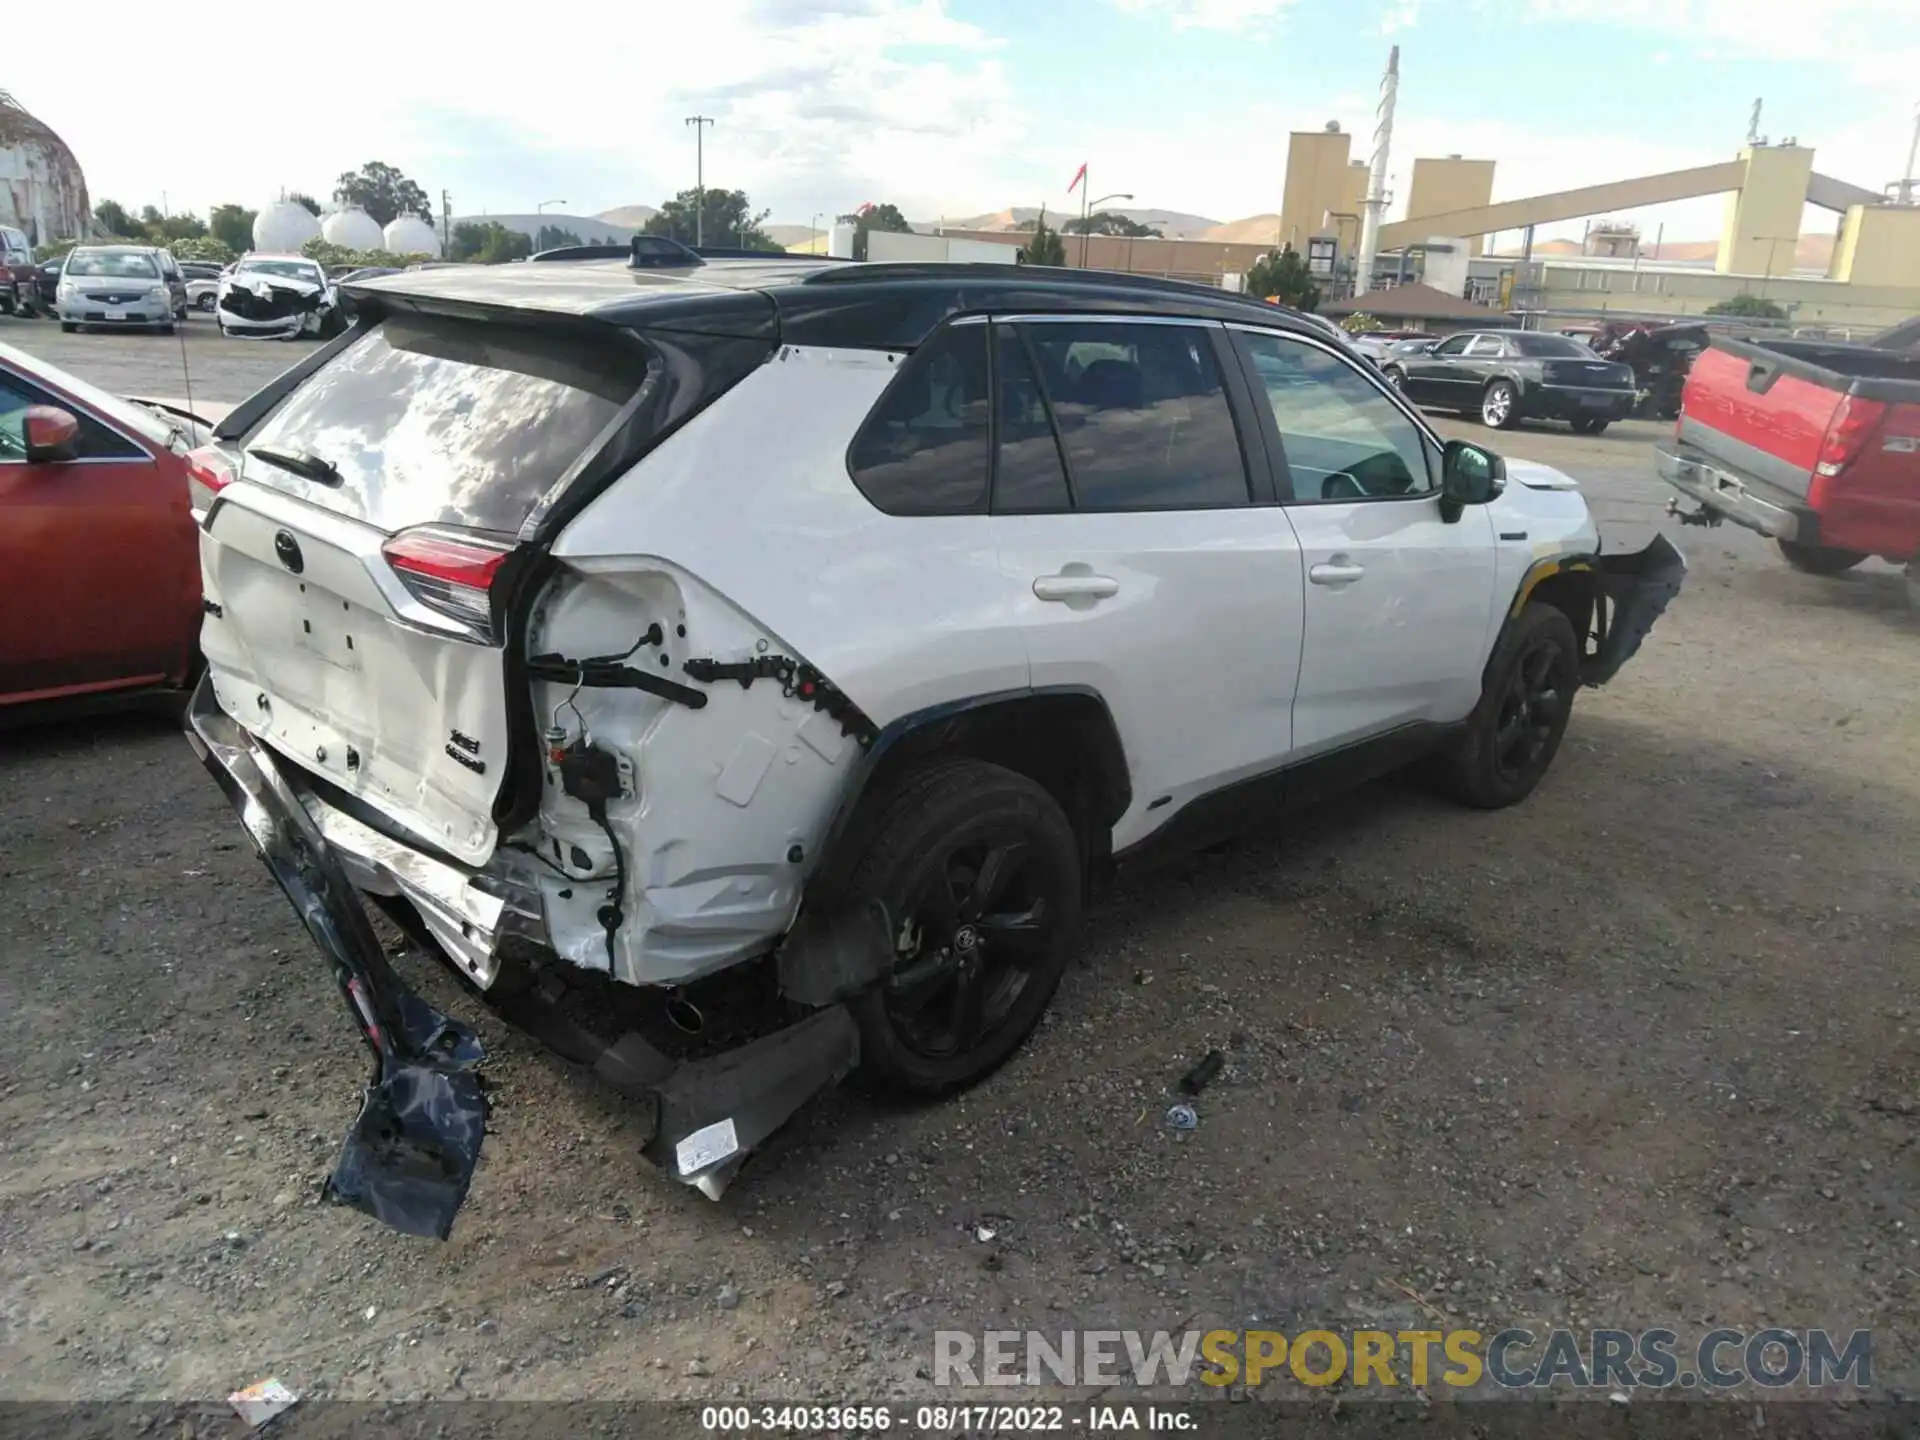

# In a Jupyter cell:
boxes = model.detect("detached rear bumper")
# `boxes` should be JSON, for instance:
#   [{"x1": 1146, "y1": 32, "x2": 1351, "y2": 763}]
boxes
[
  {"x1": 183, "y1": 675, "x2": 488, "y2": 1240},
  {"x1": 184, "y1": 675, "x2": 863, "y2": 1233}
]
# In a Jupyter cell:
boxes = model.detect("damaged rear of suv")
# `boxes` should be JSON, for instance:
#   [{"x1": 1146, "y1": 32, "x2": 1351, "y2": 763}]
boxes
[{"x1": 185, "y1": 241, "x2": 1683, "y2": 1238}]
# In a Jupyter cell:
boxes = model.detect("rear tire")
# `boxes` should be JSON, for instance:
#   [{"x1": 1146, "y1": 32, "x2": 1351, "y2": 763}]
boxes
[
  {"x1": 1432, "y1": 602, "x2": 1580, "y2": 810},
  {"x1": 1776, "y1": 539, "x2": 1866, "y2": 576},
  {"x1": 60, "y1": 322, "x2": 76, "y2": 333},
  {"x1": 1481, "y1": 380, "x2": 1521, "y2": 430},
  {"x1": 844, "y1": 757, "x2": 1083, "y2": 1098}
]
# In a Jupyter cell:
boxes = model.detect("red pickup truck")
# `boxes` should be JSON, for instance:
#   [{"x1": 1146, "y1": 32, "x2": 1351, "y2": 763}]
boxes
[{"x1": 1658, "y1": 336, "x2": 1920, "y2": 597}]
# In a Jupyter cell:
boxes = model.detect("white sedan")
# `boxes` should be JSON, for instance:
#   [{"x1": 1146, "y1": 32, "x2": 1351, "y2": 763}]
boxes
[{"x1": 215, "y1": 255, "x2": 341, "y2": 339}]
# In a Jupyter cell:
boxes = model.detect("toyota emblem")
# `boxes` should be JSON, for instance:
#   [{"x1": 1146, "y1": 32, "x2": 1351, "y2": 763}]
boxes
[{"x1": 273, "y1": 529, "x2": 305, "y2": 574}]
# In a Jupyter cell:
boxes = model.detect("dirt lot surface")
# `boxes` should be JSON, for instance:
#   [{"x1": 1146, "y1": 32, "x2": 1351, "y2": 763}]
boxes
[{"x1": 2, "y1": 318, "x2": 1915, "y2": 1407}]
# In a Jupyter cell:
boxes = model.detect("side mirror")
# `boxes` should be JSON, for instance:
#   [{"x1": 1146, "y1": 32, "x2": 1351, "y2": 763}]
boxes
[
  {"x1": 1439, "y1": 439, "x2": 1505, "y2": 522},
  {"x1": 24, "y1": 405, "x2": 80, "y2": 463}
]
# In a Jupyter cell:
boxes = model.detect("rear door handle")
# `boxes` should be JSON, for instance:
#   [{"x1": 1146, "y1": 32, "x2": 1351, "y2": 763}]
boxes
[
  {"x1": 1309, "y1": 558, "x2": 1365, "y2": 586},
  {"x1": 1033, "y1": 572, "x2": 1120, "y2": 602}
]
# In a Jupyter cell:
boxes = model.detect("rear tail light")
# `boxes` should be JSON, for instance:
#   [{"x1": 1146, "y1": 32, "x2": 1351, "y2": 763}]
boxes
[
  {"x1": 1814, "y1": 394, "x2": 1888, "y2": 479},
  {"x1": 381, "y1": 526, "x2": 512, "y2": 640},
  {"x1": 186, "y1": 445, "x2": 235, "y2": 508}
]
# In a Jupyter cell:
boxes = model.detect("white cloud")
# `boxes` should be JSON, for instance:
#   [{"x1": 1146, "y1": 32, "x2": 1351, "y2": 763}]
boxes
[
  {"x1": 1519, "y1": 0, "x2": 1920, "y2": 92},
  {"x1": 23, "y1": 0, "x2": 1025, "y2": 224},
  {"x1": 1106, "y1": 0, "x2": 1297, "y2": 33},
  {"x1": 1380, "y1": 0, "x2": 1422, "y2": 34}
]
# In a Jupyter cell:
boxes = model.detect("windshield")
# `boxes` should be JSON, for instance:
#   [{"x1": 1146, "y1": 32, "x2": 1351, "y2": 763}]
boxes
[
  {"x1": 241, "y1": 315, "x2": 653, "y2": 534},
  {"x1": 237, "y1": 259, "x2": 325, "y2": 285},
  {"x1": 67, "y1": 251, "x2": 160, "y2": 279},
  {"x1": 1510, "y1": 333, "x2": 1597, "y2": 358}
]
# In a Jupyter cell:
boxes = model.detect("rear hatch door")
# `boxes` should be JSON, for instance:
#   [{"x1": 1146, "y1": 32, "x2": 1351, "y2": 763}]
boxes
[{"x1": 196, "y1": 312, "x2": 655, "y2": 866}]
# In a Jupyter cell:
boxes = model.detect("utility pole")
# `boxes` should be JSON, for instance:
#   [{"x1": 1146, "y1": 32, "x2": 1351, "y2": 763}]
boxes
[
  {"x1": 1895, "y1": 103, "x2": 1920, "y2": 206},
  {"x1": 684, "y1": 116, "x2": 714, "y2": 246},
  {"x1": 441, "y1": 190, "x2": 452, "y2": 254}
]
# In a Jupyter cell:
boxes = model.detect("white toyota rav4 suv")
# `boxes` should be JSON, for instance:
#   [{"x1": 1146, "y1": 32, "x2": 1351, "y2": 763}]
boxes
[{"x1": 183, "y1": 239, "x2": 1685, "y2": 1238}]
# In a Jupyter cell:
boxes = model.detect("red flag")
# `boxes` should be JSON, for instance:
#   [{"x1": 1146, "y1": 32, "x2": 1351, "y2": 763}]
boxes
[{"x1": 1067, "y1": 163, "x2": 1087, "y2": 194}]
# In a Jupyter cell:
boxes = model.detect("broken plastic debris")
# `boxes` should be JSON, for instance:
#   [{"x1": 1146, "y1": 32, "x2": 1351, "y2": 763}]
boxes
[
  {"x1": 1178, "y1": 1049, "x2": 1225, "y2": 1097},
  {"x1": 229, "y1": 1378, "x2": 298, "y2": 1428},
  {"x1": 1165, "y1": 1103, "x2": 1198, "y2": 1131},
  {"x1": 975, "y1": 1225, "x2": 997, "y2": 1243},
  {"x1": 676, "y1": 1117, "x2": 740, "y2": 1177}
]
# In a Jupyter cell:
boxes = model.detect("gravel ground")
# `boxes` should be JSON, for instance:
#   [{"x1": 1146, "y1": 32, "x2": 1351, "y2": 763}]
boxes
[{"x1": 2, "y1": 318, "x2": 1915, "y2": 1407}]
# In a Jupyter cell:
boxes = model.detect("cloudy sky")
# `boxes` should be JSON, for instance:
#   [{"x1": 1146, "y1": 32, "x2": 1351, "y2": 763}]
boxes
[{"x1": 28, "y1": 0, "x2": 1919, "y2": 243}]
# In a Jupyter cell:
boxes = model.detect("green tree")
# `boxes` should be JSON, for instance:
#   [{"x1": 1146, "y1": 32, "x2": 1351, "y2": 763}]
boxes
[
  {"x1": 533, "y1": 224, "x2": 586, "y2": 252},
  {"x1": 1062, "y1": 210, "x2": 1161, "y2": 238},
  {"x1": 446, "y1": 221, "x2": 531, "y2": 264},
  {"x1": 209, "y1": 204, "x2": 257, "y2": 254},
  {"x1": 1246, "y1": 245, "x2": 1320, "y2": 311},
  {"x1": 142, "y1": 209, "x2": 208, "y2": 242},
  {"x1": 287, "y1": 192, "x2": 323, "y2": 217},
  {"x1": 169, "y1": 236, "x2": 235, "y2": 263},
  {"x1": 644, "y1": 189, "x2": 779, "y2": 251},
  {"x1": 1341, "y1": 312, "x2": 1382, "y2": 333},
  {"x1": 1017, "y1": 207, "x2": 1067, "y2": 267},
  {"x1": 1705, "y1": 293, "x2": 1787, "y2": 320},
  {"x1": 301, "y1": 238, "x2": 436, "y2": 269},
  {"x1": 334, "y1": 162, "x2": 433, "y2": 227},
  {"x1": 836, "y1": 202, "x2": 914, "y2": 261},
  {"x1": 94, "y1": 200, "x2": 141, "y2": 237}
]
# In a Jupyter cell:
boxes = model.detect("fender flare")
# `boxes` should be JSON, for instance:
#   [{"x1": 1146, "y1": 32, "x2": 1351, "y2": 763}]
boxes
[
  {"x1": 1501, "y1": 536, "x2": 1688, "y2": 688},
  {"x1": 803, "y1": 685, "x2": 1132, "y2": 903}
]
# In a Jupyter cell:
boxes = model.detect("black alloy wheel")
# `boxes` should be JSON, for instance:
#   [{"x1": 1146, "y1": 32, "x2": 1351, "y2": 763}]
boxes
[{"x1": 846, "y1": 757, "x2": 1082, "y2": 1095}]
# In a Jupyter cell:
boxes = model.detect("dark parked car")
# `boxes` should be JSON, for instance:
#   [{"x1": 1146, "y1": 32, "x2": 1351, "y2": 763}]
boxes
[
  {"x1": 34, "y1": 254, "x2": 62, "y2": 312},
  {"x1": 1381, "y1": 330, "x2": 1639, "y2": 434}
]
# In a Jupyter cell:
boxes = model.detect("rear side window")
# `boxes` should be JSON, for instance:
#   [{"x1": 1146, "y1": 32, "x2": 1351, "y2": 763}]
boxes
[
  {"x1": 242, "y1": 316, "x2": 651, "y2": 534},
  {"x1": 1020, "y1": 322, "x2": 1249, "y2": 511},
  {"x1": 992, "y1": 329, "x2": 1071, "y2": 513},
  {"x1": 846, "y1": 324, "x2": 991, "y2": 516}
]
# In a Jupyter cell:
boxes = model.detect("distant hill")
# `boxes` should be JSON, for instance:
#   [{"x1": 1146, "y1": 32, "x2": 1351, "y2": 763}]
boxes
[
  {"x1": 595, "y1": 205, "x2": 658, "y2": 230},
  {"x1": 947, "y1": 206, "x2": 1219, "y2": 239},
  {"x1": 1197, "y1": 214, "x2": 1286, "y2": 245}
]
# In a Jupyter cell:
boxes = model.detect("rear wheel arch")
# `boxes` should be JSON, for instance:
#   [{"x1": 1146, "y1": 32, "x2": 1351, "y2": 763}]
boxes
[{"x1": 806, "y1": 688, "x2": 1131, "y2": 904}]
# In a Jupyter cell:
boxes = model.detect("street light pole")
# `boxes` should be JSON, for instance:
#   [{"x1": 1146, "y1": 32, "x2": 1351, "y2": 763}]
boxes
[
  {"x1": 1082, "y1": 191, "x2": 1133, "y2": 269},
  {"x1": 536, "y1": 199, "x2": 567, "y2": 214},
  {"x1": 811, "y1": 212, "x2": 823, "y2": 253},
  {"x1": 685, "y1": 116, "x2": 715, "y2": 246}
]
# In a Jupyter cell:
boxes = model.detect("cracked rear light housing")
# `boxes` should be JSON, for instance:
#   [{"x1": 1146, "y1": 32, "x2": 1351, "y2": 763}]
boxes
[{"x1": 381, "y1": 527, "x2": 512, "y2": 641}]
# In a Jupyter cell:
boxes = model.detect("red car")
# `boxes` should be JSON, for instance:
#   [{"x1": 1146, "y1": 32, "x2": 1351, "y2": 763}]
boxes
[{"x1": 0, "y1": 340, "x2": 219, "y2": 714}]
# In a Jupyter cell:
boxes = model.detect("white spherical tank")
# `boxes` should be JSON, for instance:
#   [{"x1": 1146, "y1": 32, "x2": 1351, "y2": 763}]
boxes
[
  {"x1": 0, "y1": 90, "x2": 91, "y2": 243},
  {"x1": 382, "y1": 216, "x2": 440, "y2": 257},
  {"x1": 253, "y1": 201, "x2": 322, "y2": 253},
  {"x1": 322, "y1": 206, "x2": 385, "y2": 251}
]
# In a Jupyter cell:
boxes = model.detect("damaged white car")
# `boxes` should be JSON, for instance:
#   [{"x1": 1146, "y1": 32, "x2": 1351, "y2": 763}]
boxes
[
  {"x1": 182, "y1": 240, "x2": 1685, "y2": 1239},
  {"x1": 215, "y1": 254, "x2": 340, "y2": 339}
]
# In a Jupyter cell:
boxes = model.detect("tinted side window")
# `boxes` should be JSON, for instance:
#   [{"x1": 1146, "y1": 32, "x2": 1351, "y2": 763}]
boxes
[
  {"x1": 1432, "y1": 334, "x2": 1472, "y2": 356},
  {"x1": 847, "y1": 324, "x2": 990, "y2": 516},
  {"x1": 1238, "y1": 331, "x2": 1434, "y2": 501},
  {"x1": 1022, "y1": 322, "x2": 1248, "y2": 511},
  {"x1": 992, "y1": 328, "x2": 1070, "y2": 513},
  {"x1": 0, "y1": 371, "x2": 145, "y2": 462}
]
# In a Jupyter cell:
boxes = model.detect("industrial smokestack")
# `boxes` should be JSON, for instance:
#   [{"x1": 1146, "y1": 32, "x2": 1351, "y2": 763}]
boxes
[{"x1": 1353, "y1": 45, "x2": 1398, "y2": 298}]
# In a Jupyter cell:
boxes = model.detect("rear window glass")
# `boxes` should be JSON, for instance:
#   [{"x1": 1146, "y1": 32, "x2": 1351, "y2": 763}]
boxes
[
  {"x1": 1509, "y1": 333, "x2": 1594, "y2": 357},
  {"x1": 242, "y1": 316, "x2": 651, "y2": 534},
  {"x1": 67, "y1": 251, "x2": 160, "y2": 279},
  {"x1": 845, "y1": 324, "x2": 991, "y2": 516}
]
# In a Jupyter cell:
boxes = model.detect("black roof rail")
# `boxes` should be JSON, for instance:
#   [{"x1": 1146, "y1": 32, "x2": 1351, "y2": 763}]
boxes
[{"x1": 528, "y1": 243, "x2": 632, "y2": 263}]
